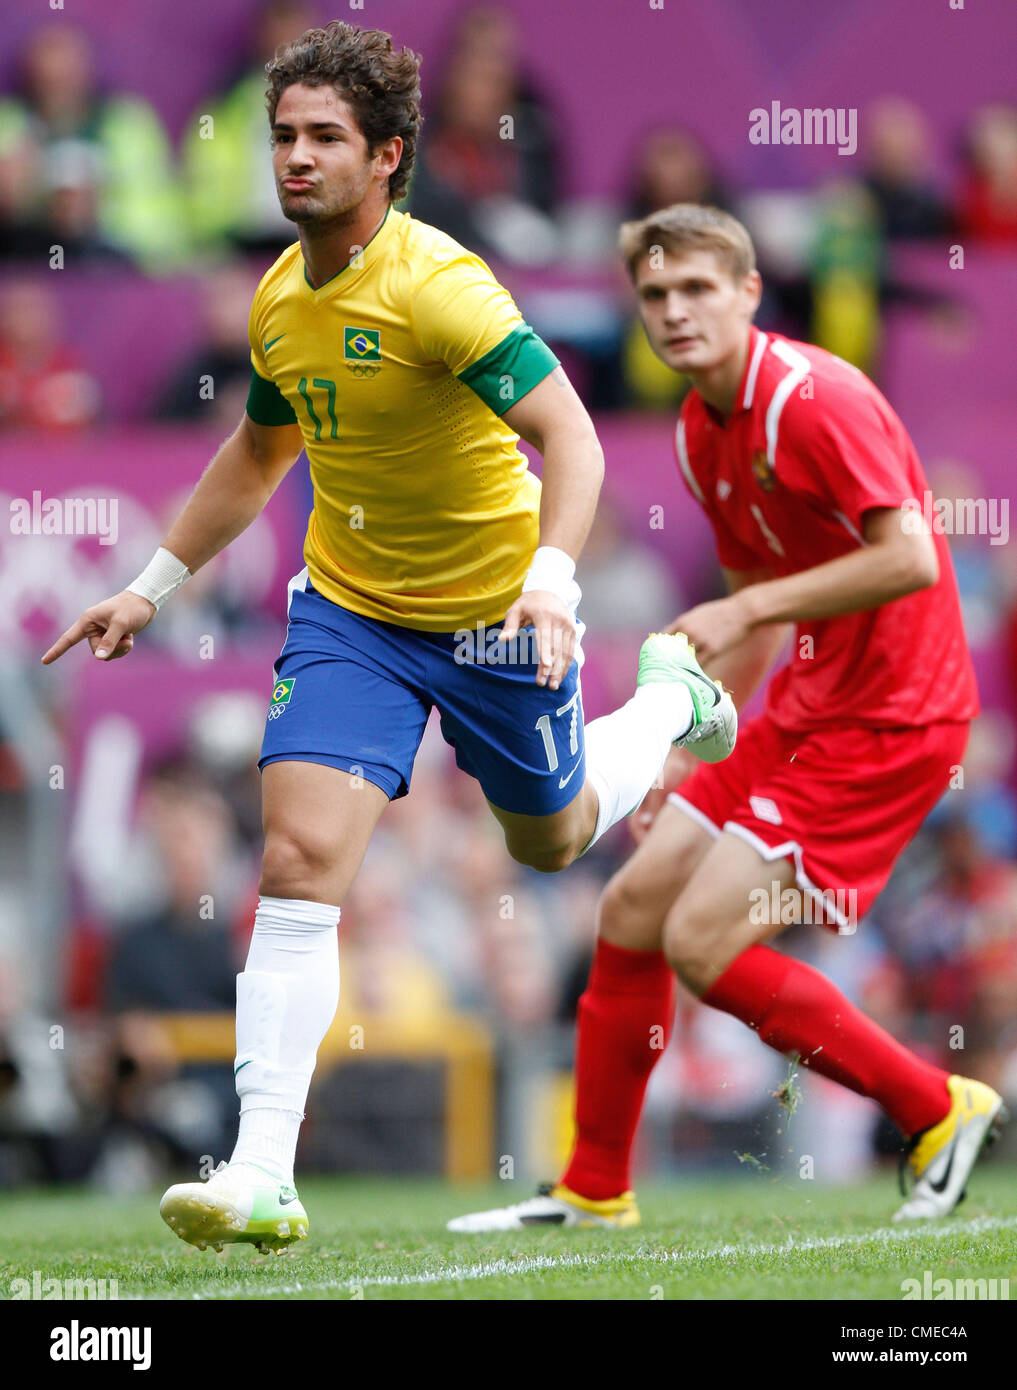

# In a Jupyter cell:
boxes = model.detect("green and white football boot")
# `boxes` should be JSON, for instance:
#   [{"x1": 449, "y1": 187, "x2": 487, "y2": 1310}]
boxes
[
  {"x1": 637, "y1": 631, "x2": 737, "y2": 763},
  {"x1": 160, "y1": 1161, "x2": 309, "y2": 1254}
]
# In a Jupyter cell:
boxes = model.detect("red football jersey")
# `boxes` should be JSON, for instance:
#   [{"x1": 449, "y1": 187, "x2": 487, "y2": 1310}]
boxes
[{"x1": 675, "y1": 326, "x2": 979, "y2": 731}]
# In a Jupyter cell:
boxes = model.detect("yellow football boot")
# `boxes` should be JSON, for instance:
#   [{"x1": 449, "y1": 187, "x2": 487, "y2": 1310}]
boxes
[{"x1": 894, "y1": 1075, "x2": 1006, "y2": 1221}]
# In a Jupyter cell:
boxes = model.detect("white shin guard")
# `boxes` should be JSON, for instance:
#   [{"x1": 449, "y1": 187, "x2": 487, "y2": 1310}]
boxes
[{"x1": 233, "y1": 896, "x2": 341, "y2": 1117}]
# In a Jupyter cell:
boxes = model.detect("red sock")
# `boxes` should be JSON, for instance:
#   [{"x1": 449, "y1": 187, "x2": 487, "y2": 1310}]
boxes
[
  {"x1": 702, "y1": 944, "x2": 951, "y2": 1136},
  {"x1": 560, "y1": 938, "x2": 676, "y2": 1200}
]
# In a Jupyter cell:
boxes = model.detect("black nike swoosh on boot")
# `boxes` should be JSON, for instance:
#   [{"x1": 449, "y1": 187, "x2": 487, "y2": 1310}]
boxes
[
  {"x1": 685, "y1": 670, "x2": 721, "y2": 709},
  {"x1": 927, "y1": 1133, "x2": 960, "y2": 1194}
]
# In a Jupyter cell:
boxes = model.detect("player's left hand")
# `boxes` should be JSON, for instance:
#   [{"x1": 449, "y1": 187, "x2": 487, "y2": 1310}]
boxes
[
  {"x1": 666, "y1": 593, "x2": 753, "y2": 665},
  {"x1": 498, "y1": 590, "x2": 576, "y2": 690}
]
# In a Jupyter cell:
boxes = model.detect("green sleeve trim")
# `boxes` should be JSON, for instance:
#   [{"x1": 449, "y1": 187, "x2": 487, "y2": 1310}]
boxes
[
  {"x1": 457, "y1": 323, "x2": 560, "y2": 416},
  {"x1": 246, "y1": 365, "x2": 298, "y2": 426}
]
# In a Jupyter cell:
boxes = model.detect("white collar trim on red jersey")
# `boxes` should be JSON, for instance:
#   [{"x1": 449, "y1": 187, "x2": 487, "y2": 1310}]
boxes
[
  {"x1": 741, "y1": 329, "x2": 769, "y2": 409},
  {"x1": 765, "y1": 337, "x2": 812, "y2": 465},
  {"x1": 673, "y1": 417, "x2": 705, "y2": 503}
]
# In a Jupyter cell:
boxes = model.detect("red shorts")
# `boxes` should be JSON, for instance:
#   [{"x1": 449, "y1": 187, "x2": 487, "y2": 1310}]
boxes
[{"x1": 670, "y1": 714, "x2": 969, "y2": 933}]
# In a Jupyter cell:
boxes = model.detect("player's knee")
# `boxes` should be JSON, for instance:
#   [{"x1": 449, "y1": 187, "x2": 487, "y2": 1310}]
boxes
[
  {"x1": 260, "y1": 829, "x2": 337, "y2": 900},
  {"x1": 663, "y1": 909, "x2": 723, "y2": 996},
  {"x1": 508, "y1": 839, "x2": 577, "y2": 874},
  {"x1": 598, "y1": 842, "x2": 700, "y2": 950},
  {"x1": 664, "y1": 937, "x2": 710, "y2": 995},
  {"x1": 505, "y1": 822, "x2": 583, "y2": 867},
  {"x1": 599, "y1": 870, "x2": 669, "y2": 949}
]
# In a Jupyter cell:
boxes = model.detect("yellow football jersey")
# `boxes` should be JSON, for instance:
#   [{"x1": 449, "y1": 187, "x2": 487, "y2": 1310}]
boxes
[{"x1": 246, "y1": 205, "x2": 560, "y2": 630}]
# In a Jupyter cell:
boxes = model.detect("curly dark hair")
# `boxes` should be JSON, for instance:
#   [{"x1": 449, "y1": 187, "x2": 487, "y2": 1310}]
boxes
[{"x1": 265, "y1": 22, "x2": 422, "y2": 203}]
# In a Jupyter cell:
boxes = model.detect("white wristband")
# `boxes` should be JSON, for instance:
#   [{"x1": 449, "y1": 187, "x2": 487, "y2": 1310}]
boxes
[
  {"x1": 521, "y1": 545, "x2": 576, "y2": 603},
  {"x1": 126, "y1": 546, "x2": 191, "y2": 610}
]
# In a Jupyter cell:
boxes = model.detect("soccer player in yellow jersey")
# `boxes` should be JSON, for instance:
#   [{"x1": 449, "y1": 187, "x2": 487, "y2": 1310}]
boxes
[{"x1": 43, "y1": 22, "x2": 735, "y2": 1252}]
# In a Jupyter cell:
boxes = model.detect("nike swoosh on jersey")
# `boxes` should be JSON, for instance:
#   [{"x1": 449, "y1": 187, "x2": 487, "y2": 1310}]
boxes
[
  {"x1": 263, "y1": 334, "x2": 286, "y2": 351},
  {"x1": 558, "y1": 762, "x2": 582, "y2": 790}
]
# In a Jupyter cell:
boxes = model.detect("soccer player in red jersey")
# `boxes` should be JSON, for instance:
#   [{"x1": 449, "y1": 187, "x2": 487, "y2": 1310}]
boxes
[{"x1": 450, "y1": 204, "x2": 1005, "y2": 1232}]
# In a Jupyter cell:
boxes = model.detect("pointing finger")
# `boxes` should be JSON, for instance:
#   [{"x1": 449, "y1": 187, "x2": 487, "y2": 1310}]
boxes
[{"x1": 41, "y1": 616, "x2": 88, "y2": 665}]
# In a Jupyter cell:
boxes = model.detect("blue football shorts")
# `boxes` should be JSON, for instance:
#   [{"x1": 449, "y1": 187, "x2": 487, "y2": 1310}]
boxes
[{"x1": 259, "y1": 568, "x2": 588, "y2": 816}]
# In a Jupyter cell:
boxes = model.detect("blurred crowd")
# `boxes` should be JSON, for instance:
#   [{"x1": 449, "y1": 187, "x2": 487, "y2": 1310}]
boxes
[
  {"x1": 2, "y1": 4, "x2": 1017, "y2": 424},
  {"x1": 1, "y1": 3, "x2": 1016, "y2": 1190}
]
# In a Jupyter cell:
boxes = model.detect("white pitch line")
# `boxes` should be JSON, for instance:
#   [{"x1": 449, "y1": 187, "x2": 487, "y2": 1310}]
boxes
[{"x1": 152, "y1": 1213, "x2": 1017, "y2": 1300}]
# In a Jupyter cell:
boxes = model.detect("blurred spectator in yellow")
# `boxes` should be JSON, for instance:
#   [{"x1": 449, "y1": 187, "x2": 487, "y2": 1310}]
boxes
[
  {"x1": 620, "y1": 321, "x2": 688, "y2": 411},
  {"x1": 0, "y1": 109, "x2": 29, "y2": 254},
  {"x1": 157, "y1": 266, "x2": 258, "y2": 424},
  {"x1": 863, "y1": 97, "x2": 948, "y2": 241},
  {"x1": 409, "y1": 3, "x2": 559, "y2": 265},
  {"x1": 182, "y1": 0, "x2": 313, "y2": 258},
  {"x1": 809, "y1": 179, "x2": 883, "y2": 374},
  {"x1": 955, "y1": 103, "x2": 1017, "y2": 245},
  {"x1": 0, "y1": 24, "x2": 185, "y2": 271},
  {"x1": 0, "y1": 282, "x2": 100, "y2": 430}
]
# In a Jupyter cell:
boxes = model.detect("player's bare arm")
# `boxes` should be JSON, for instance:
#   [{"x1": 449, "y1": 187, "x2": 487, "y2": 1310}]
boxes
[
  {"x1": 667, "y1": 565, "x2": 788, "y2": 705},
  {"x1": 41, "y1": 414, "x2": 303, "y2": 665},
  {"x1": 498, "y1": 365, "x2": 605, "y2": 691},
  {"x1": 673, "y1": 506, "x2": 938, "y2": 666},
  {"x1": 160, "y1": 414, "x2": 303, "y2": 573}
]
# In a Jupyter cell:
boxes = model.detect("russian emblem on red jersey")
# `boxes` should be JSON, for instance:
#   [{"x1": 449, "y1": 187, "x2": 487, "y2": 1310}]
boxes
[{"x1": 751, "y1": 449, "x2": 776, "y2": 492}]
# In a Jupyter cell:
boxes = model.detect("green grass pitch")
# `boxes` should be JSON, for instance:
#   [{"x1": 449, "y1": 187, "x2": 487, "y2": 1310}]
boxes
[{"x1": 2, "y1": 1166, "x2": 1015, "y2": 1301}]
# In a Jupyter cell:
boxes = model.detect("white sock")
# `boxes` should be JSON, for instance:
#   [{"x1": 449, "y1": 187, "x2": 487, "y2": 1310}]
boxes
[
  {"x1": 229, "y1": 895, "x2": 341, "y2": 1184},
  {"x1": 230, "y1": 1108, "x2": 303, "y2": 1186},
  {"x1": 582, "y1": 683, "x2": 694, "y2": 852}
]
